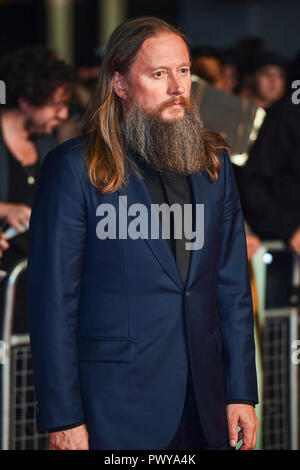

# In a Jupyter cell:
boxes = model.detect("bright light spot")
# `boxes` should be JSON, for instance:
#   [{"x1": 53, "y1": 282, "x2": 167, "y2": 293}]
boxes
[{"x1": 263, "y1": 253, "x2": 273, "y2": 264}]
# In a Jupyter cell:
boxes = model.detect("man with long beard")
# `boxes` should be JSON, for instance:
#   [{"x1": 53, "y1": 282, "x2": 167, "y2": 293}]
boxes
[{"x1": 27, "y1": 17, "x2": 259, "y2": 450}]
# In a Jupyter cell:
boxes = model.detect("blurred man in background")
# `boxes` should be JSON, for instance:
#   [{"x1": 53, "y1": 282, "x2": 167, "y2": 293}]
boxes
[
  {"x1": 0, "y1": 46, "x2": 75, "y2": 332},
  {"x1": 219, "y1": 50, "x2": 239, "y2": 94},
  {"x1": 191, "y1": 45, "x2": 224, "y2": 89},
  {"x1": 238, "y1": 51, "x2": 286, "y2": 109},
  {"x1": 239, "y1": 94, "x2": 300, "y2": 254}
]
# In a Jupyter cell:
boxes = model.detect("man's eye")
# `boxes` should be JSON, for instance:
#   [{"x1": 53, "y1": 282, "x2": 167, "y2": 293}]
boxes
[
  {"x1": 154, "y1": 71, "x2": 163, "y2": 77},
  {"x1": 180, "y1": 68, "x2": 189, "y2": 75}
]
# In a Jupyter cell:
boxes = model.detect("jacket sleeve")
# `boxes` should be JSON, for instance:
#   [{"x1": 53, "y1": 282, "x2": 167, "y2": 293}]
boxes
[
  {"x1": 217, "y1": 149, "x2": 259, "y2": 404},
  {"x1": 27, "y1": 141, "x2": 87, "y2": 431}
]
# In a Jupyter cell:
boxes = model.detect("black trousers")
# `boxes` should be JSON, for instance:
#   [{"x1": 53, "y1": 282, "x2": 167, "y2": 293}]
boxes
[{"x1": 165, "y1": 366, "x2": 232, "y2": 450}]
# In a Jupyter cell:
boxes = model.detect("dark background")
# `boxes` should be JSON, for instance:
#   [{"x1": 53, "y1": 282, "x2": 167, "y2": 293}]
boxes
[{"x1": 0, "y1": 0, "x2": 299, "y2": 66}]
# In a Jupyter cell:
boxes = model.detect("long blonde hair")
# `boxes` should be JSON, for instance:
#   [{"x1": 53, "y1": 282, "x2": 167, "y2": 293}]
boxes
[{"x1": 82, "y1": 17, "x2": 228, "y2": 194}]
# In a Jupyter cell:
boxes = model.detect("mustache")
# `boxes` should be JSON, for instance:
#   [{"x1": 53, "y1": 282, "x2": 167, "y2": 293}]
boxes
[{"x1": 152, "y1": 96, "x2": 194, "y2": 115}]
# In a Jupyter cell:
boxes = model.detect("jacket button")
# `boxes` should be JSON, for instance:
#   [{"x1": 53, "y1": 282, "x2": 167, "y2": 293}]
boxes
[
  {"x1": 185, "y1": 290, "x2": 190, "y2": 297},
  {"x1": 34, "y1": 400, "x2": 39, "y2": 413}
]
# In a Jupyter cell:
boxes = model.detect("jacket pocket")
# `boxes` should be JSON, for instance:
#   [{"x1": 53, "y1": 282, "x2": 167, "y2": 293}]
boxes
[
  {"x1": 78, "y1": 337, "x2": 136, "y2": 363},
  {"x1": 213, "y1": 328, "x2": 223, "y2": 354}
]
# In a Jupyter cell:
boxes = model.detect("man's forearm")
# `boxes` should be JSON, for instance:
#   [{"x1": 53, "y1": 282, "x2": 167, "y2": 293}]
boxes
[{"x1": 0, "y1": 202, "x2": 9, "y2": 219}]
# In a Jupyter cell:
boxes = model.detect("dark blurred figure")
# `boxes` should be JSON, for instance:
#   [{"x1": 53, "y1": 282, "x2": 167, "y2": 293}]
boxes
[
  {"x1": 287, "y1": 48, "x2": 300, "y2": 89},
  {"x1": 76, "y1": 43, "x2": 102, "y2": 90},
  {"x1": 0, "y1": 45, "x2": 75, "y2": 332},
  {"x1": 0, "y1": 36, "x2": 23, "y2": 57},
  {"x1": 191, "y1": 45, "x2": 224, "y2": 88},
  {"x1": 220, "y1": 49, "x2": 239, "y2": 94},
  {"x1": 238, "y1": 51, "x2": 286, "y2": 109},
  {"x1": 235, "y1": 36, "x2": 266, "y2": 63},
  {"x1": 77, "y1": 65, "x2": 100, "y2": 97},
  {"x1": 74, "y1": 64, "x2": 101, "y2": 111},
  {"x1": 57, "y1": 50, "x2": 103, "y2": 142},
  {"x1": 239, "y1": 95, "x2": 300, "y2": 255}
]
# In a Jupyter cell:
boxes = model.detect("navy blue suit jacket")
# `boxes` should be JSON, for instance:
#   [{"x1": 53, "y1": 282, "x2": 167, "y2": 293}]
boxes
[{"x1": 27, "y1": 137, "x2": 258, "y2": 450}]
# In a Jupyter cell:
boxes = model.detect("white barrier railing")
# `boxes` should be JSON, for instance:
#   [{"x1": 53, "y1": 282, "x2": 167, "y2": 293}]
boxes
[
  {"x1": 0, "y1": 259, "x2": 48, "y2": 450},
  {"x1": 252, "y1": 243, "x2": 299, "y2": 450}
]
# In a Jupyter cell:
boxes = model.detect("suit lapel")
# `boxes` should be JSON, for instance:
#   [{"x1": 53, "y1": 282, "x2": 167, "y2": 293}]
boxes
[
  {"x1": 117, "y1": 152, "x2": 213, "y2": 290},
  {"x1": 117, "y1": 152, "x2": 184, "y2": 290},
  {"x1": 184, "y1": 170, "x2": 211, "y2": 288}
]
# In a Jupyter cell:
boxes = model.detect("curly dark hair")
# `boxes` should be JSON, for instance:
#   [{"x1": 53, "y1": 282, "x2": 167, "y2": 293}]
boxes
[{"x1": 0, "y1": 45, "x2": 76, "y2": 109}]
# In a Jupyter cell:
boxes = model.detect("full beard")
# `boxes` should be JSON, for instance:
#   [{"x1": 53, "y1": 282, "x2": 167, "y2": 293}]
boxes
[{"x1": 121, "y1": 96, "x2": 206, "y2": 175}]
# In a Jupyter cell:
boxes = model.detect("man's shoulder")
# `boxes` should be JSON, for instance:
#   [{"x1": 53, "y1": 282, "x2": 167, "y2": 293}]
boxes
[
  {"x1": 217, "y1": 148, "x2": 231, "y2": 175},
  {"x1": 200, "y1": 148, "x2": 228, "y2": 183},
  {"x1": 45, "y1": 136, "x2": 87, "y2": 162},
  {"x1": 217, "y1": 148, "x2": 228, "y2": 164},
  {"x1": 42, "y1": 136, "x2": 88, "y2": 176}
]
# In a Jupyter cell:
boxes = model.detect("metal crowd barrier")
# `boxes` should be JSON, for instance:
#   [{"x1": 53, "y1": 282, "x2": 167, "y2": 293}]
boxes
[
  {"x1": 252, "y1": 242, "x2": 300, "y2": 450},
  {"x1": 0, "y1": 259, "x2": 49, "y2": 450}
]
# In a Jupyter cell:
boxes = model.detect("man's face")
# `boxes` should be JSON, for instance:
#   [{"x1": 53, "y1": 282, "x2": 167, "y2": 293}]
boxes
[
  {"x1": 255, "y1": 65, "x2": 286, "y2": 105},
  {"x1": 115, "y1": 32, "x2": 192, "y2": 122},
  {"x1": 192, "y1": 56, "x2": 222, "y2": 85},
  {"x1": 22, "y1": 85, "x2": 72, "y2": 134}
]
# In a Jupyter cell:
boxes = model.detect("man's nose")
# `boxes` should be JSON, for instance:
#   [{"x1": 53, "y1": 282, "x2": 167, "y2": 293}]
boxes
[
  {"x1": 167, "y1": 73, "x2": 185, "y2": 95},
  {"x1": 57, "y1": 105, "x2": 69, "y2": 120}
]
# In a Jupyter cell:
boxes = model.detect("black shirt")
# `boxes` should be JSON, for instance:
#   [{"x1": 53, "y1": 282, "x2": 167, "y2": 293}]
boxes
[
  {"x1": 5, "y1": 150, "x2": 40, "y2": 262},
  {"x1": 132, "y1": 153, "x2": 192, "y2": 285}
]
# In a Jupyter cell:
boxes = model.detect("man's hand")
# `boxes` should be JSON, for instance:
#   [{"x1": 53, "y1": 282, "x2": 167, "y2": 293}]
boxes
[
  {"x1": 0, "y1": 233, "x2": 9, "y2": 259},
  {"x1": 246, "y1": 234, "x2": 261, "y2": 261},
  {"x1": 50, "y1": 424, "x2": 89, "y2": 450},
  {"x1": 226, "y1": 404, "x2": 259, "y2": 450},
  {"x1": 289, "y1": 227, "x2": 300, "y2": 255},
  {"x1": 0, "y1": 202, "x2": 31, "y2": 233}
]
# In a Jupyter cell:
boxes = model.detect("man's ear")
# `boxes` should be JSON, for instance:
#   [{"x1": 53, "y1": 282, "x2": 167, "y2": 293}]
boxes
[
  {"x1": 113, "y1": 72, "x2": 128, "y2": 100},
  {"x1": 18, "y1": 97, "x2": 34, "y2": 113}
]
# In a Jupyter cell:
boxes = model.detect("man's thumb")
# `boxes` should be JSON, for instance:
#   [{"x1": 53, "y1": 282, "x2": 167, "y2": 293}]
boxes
[{"x1": 228, "y1": 416, "x2": 238, "y2": 447}]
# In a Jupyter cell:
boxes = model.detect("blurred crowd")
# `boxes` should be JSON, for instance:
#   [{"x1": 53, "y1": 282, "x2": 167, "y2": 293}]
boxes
[
  {"x1": 0, "y1": 33, "x2": 300, "y2": 332},
  {"x1": 190, "y1": 37, "x2": 300, "y2": 262}
]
